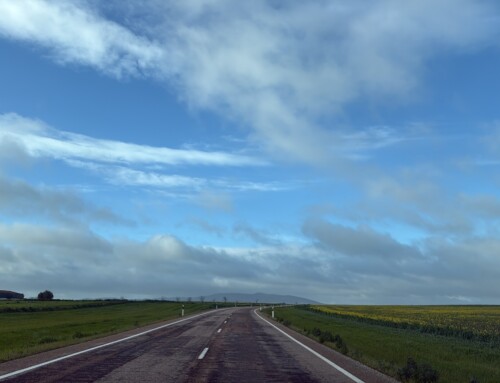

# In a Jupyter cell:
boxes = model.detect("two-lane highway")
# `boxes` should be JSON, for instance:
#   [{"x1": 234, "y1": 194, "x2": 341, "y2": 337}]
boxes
[{"x1": 0, "y1": 308, "x2": 396, "y2": 382}]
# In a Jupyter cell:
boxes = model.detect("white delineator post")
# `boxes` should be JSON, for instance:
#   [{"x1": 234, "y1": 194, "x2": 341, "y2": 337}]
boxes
[
  {"x1": 181, "y1": 304, "x2": 184, "y2": 317},
  {"x1": 272, "y1": 305, "x2": 275, "y2": 318}
]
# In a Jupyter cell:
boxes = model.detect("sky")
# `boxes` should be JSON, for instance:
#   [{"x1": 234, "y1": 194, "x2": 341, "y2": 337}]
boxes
[{"x1": 1, "y1": 0, "x2": 500, "y2": 304}]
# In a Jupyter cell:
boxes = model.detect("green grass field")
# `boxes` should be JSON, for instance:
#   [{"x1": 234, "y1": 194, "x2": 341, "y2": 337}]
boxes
[
  {"x1": 0, "y1": 300, "x2": 214, "y2": 362},
  {"x1": 269, "y1": 305, "x2": 500, "y2": 383},
  {"x1": 0, "y1": 299, "x2": 127, "y2": 313},
  {"x1": 310, "y1": 305, "x2": 500, "y2": 343}
]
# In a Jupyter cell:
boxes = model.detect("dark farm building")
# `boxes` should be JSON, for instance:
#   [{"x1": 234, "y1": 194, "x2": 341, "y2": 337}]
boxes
[{"x1": 0, "y1": 290, "x2": 24, "y2": 299}]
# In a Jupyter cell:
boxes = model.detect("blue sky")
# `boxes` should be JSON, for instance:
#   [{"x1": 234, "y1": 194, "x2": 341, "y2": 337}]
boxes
[{"x1": 1, "y1": 0, "x2": 500, "y2": 303}]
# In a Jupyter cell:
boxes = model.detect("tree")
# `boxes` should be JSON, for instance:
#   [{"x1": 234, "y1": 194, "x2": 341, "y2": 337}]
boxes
[
  {"x1": 37, "y1": 290, "x2": 54, "y2": 301},
  {"x1": 200, "y1": 296, "x2": 205, "y2": 303},
  {"x1": 223, "y1": 296, "x2": 227, "y2": 303}
]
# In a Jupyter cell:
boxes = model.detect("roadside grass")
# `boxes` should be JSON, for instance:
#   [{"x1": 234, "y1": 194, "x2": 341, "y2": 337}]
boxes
[
  {"x1": 0, "y1": 301, "x2": 214, "y2": 362},
  {"x1": 269, "y1": 306, "x2": 500, "y2": 383}
]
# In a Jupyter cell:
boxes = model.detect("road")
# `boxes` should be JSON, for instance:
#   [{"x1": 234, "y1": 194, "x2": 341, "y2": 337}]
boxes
[{"x1": 0, "y1": 308, "x2": 396, "y2": 383}]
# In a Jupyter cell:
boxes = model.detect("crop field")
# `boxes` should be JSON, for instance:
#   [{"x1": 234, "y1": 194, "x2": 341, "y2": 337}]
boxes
[
  {"x1": 309, "y1": 305, "x2": 500, "y2": 344},
  {"x1": 0, "y1": 300, "x2": 214, "y2": 362},
  {"x1": 270, "y1": 305, "x2": 500, "y2": 383}
]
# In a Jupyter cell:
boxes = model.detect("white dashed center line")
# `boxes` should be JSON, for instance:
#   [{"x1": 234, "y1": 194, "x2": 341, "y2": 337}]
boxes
[
  {"x1": 198, "y1": 347, "x2": 209, "y2": 360},
  {"x1": 217, "y1": 328, "x2": 222, "y2": 333},
  {"x1": 0, "y1": 310, "x2": 219, "y2": 381}
]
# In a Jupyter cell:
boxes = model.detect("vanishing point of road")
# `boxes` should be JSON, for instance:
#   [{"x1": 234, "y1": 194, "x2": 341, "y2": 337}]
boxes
[{"x1": 0, "y1": 308, "x2": 396, "y2": 383}]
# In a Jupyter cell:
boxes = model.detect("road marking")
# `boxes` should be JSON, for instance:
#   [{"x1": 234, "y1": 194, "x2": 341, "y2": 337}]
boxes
[
  {"x1": 198, "y1": 347, "x2": 209, "y2": 360},
  {"x1": 0, "y1": 310, "x2": 223, "y2": 381},
  {"x1": 254, "y1": 310, "x2": 365, "y2": 383},
  {"x1": 217, "y1": 328, "x2": 222, "y2": 333},
  {"x1": 224, "y1": 320, "x2": 227, "y2": 324}
]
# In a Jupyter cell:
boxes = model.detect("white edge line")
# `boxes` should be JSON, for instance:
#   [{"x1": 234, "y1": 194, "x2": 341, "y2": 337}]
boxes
[
  {"x1": 0, "y1": 310, "x2": 221, "y2": 381},
  {"x1": 198, "y1": 347, "x2": 209, "y2": 360},
  {"x1": 254, "y1": 309, "x2": 365, "y2": 383}
]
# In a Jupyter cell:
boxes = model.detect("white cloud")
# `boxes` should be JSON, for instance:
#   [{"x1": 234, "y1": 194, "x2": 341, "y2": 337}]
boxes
[
  {"x1": 80, "y1": 163, "x2": 206, "y2": 189},
  {"x1": 2, "y1": 1, "x2": 500, "y2": 303},
  {"x1": 146, "y1": 0, "x2": 497, "y2": 162},
  {"x1": 0, "y1": 113, "x2": 265, "y2": 167},
  {"x1": 0, "y1": 113, "x2": 285, "y2": 199},
  {"x1": 1, "y1": 1, "x2": 496, "y2": 163},
  {"x1": 2, "y1": 220, "x2": 499, "y2": 303},
  {"x1": 67, "y1": 161, "x2": 290, "y2": 194},
  {"x1": 0, "y1": 0, "x2": 165, "y2": 78}
]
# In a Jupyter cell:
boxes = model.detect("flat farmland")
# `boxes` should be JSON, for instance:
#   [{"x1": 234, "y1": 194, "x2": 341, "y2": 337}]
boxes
[
  {"x1": 271, "y1": 305, "x2": 500, "y2": 383},
  {"x1": 0, "y1": 300, "x2": 213, "y2": 362},
  {"x1": 310, "y1": 305, "x2": 500, "y2": 343}
]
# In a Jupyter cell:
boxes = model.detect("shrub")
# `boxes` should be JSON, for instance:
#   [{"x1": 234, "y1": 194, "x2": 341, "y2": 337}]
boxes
[
  {"x1": 397, "y1": 357, "x2": 439, "y2": 383},
  {"x1": 312, "y1": 327, "x2": 322, "y2": 337},
  {"x1": 319, "y1": 330, "x2": 333, "y2": 343},
  {"x1": 72, "y1": 331, "x2": 86, "y2": 339}
]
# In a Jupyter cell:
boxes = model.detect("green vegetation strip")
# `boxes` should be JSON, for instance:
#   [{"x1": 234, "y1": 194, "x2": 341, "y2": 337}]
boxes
[
  {"x1": 310, "y1": 305, "x2": 500, "y2": 345},
  {"x1": 0, "y1": 301, "x2": 214, "y2": 362},
  {"x1": 0, "y1": 300, "x2": 127, "y2": 313},
  {"x1": 269, "y1": 306, "x2": 500, "y2": 383}
]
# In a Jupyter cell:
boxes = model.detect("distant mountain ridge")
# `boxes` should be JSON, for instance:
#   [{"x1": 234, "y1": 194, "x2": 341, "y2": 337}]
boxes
[{"x1": 202, "y1": 292, "x2": 319, "y2": 304}]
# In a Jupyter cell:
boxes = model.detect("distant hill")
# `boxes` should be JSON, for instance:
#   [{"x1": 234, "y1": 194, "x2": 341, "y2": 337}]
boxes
[{"x1": 202, "y1": 292, "x2": 319, "y2": 304}]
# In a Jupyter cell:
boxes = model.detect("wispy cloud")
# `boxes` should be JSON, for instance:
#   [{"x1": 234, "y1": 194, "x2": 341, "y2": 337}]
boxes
[
  {"x1": 0, "y1": 0, "x2": 164, "y2": 78},
  {"x1": 0, "y1": 113, "x2": 284, "y2": 197},
  {"x1": 69, "y1": 161, "x2": 294, "y2": 194},
  {"x1": 70, "y1": 162, "x2": 205, "y2": 189},
  {"x1": 337, "y1": 126, "x2": 415, "y2": 160},
  {"x1": 1, "y1": 1, "x2": 495, "y2": 163},
  {"x1": 0, "y1": 113, "x2": 265, "y2": 167}
]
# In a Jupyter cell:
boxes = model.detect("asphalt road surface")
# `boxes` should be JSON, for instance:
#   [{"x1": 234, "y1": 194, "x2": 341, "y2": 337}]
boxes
[{"x1": 0, "y1": 308, "x2": 396, "y2": 383}]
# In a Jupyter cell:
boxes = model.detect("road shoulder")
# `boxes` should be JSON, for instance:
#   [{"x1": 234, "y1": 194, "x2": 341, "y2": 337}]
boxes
[{"x1": 254, "y1": 308, "x2": 397, "y2": 383}]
